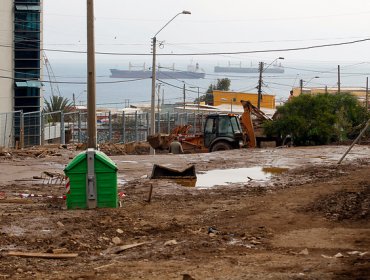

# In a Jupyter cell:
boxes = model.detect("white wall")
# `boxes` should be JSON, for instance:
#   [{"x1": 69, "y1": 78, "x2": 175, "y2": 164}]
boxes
[{"x1": 0, "y1": 0, "x2": 13, "y2": 114}]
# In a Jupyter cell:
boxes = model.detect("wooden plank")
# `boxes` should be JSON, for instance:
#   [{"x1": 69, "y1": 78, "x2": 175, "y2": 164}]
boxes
[
  {"x1": 94, "y1": 261, "x2": 124, "y2": 270},
  {"x1": 7, "y1": 251, "x2": 78, "y2": 259},
  {"x1": 106, "y1": 242, "x2": 146, "y2": 254},
  {"x1": 0, "y1": 199, "x2": 34, "y2": 204}
]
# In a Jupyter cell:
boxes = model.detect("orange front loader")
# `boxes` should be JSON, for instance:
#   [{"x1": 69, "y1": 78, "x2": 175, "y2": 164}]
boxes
[{"x1": 240, "y1": 100, "x2": 257, "y2": 148}]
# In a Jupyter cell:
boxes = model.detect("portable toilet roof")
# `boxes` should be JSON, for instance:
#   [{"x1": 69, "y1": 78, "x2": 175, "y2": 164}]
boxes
[{"x1": 64, "y1": 150, "x2": 117, "y2": 174}]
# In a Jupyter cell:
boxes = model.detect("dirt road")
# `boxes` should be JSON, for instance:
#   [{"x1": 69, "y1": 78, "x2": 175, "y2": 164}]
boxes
[{"x1": 0, "y1": 145, "x2": 369, "y2": 279}]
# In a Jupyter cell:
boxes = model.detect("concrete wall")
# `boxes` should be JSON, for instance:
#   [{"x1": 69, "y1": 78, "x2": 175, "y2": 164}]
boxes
[{"x1": 0, "y1": 0, "x2": 13, "y2": 114}]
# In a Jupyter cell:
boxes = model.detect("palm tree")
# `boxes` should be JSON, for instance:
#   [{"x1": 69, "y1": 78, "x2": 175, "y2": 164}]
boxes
[{"x1": 44, "y1": 95, "x2": 73, "y2": 122}]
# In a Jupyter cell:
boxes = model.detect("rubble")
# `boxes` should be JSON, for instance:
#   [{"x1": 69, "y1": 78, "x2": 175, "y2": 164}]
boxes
[{"x1": 0, "y1": 145, "x2": 369, "y2": 279}]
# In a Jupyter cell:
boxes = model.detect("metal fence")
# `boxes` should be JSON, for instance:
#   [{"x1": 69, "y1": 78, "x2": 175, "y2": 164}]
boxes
[{"x1": 0, "y1": 110, "x2": 209, "y2": 148}]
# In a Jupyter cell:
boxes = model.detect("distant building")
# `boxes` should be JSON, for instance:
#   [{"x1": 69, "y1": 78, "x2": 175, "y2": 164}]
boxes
[
  {"x1": 212, "y1": 90, "x2": 276, "y2": 109},
  {"x1": 291, "y1": 87, "x2": 369, "y2": 107},
  {"x1": 0, "y1": 0, "x2": 43, "y2": 146}
]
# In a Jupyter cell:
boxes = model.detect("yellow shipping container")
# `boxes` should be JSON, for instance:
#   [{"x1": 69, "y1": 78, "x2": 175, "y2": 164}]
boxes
[{"x1": 212, "y1": 90, "x2": 275, "y2": 109}]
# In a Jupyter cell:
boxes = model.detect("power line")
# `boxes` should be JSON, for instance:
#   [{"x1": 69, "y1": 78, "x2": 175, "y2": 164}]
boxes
[
  {"x1": 165, "y1": 36, "x2": 370, "y2": 46},
  {"x1": 0, "y1": 74, "x2": 148, "y2": 84},
  {"x1": 1, "y1": 37, "x2": 369, "y2": 56}
]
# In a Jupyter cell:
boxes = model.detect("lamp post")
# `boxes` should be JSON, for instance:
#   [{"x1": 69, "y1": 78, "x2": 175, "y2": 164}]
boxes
[
  {"x1": 73, "y1": 89, "x2": 87, "y2": 108},
  {"x1": 300, "y1": 76, "x2": 319, "y2": 95},
  {"x1": 257, "y1": 57, "x2": 284, "y2": 109},
  {"x1": 150, "y1": 10, "x2": 191, "y2": 155}
]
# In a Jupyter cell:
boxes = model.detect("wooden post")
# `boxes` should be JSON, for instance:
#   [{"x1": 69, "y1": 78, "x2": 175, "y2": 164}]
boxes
[
  {"x1": 338, "y1": 120, "x2": 370, "y2": 164},
  {"x1": 147, "y1": 184, "x2": 153, "y2": 203}
]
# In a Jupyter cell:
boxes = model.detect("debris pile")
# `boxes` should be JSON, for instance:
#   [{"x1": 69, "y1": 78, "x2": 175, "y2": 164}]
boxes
[
  {"x1": 304, "y1": 182, "x2": 370, "y2": 221},
  {"x1": 0, "y1": 142, "x2": 152, "y2": 159}
]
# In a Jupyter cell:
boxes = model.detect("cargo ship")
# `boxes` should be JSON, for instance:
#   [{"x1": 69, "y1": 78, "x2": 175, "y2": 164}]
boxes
[
  {"x1": 110, "y1": 63, "x2": 205, "y2": 79},
  {"x1": 214, "y1": 62, "x2": 284, "y2": 74}
]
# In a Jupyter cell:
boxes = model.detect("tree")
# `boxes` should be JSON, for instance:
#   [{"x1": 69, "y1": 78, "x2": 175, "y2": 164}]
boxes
[
  {"x1": 195, "y1": 78, "x2": 231, "y2": 105},
  {"x1": 43, "y1": 95, "x2": 73, "y2": 122},
  {"x1": 215, "y1": 78, "x2": 231, "y2": 91},
  {"x1": 263, "y1": 93, "x2": 369, "y2": 146}
]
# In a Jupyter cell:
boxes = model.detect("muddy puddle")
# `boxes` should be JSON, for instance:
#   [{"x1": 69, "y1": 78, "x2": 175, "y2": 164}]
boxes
[{"x1": 196, "y1": 167, "x2": 288, "y2": 188}]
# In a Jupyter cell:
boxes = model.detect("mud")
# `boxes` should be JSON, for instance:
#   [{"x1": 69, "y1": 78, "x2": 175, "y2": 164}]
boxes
[{"x1": 0, "y1": 145, "x2": 369, "y2": 279}]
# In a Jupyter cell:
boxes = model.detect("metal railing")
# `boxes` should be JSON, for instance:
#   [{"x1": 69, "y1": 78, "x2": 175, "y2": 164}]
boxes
[
  {"x1": 0, "y1": 110, "x2": 22, "y2": 148},
  {"x1": 0, "y1": 110, "x2": 209, "y2": 148}
]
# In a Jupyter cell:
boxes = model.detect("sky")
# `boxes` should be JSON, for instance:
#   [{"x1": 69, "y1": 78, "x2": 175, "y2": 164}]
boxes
[
  {"x1": 43, "y1": 0, "x2": 370, "y2": 64},
  {"x1": 40, "y1": 0, "x2": 370, "y2": 104}
]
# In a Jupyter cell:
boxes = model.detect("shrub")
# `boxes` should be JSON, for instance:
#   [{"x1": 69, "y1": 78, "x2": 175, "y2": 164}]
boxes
[{"x1": 264, "y1": 93, "x2": 369, "y2": 146}]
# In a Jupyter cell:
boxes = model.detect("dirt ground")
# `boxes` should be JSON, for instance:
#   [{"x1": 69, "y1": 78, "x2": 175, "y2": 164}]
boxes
[{"x1": 0, "y1": 145, "x2": 369, "y2": 280}]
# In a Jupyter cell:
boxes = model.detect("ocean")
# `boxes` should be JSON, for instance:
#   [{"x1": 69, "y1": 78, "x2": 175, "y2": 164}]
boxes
[{"x1": 43, "y1": 59, "x2": 370, "y2": 109}]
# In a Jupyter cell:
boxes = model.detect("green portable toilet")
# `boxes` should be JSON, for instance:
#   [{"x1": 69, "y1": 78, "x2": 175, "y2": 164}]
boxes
[{"x1": 64, "y1": 149, "x2": 118, "y2": 209}]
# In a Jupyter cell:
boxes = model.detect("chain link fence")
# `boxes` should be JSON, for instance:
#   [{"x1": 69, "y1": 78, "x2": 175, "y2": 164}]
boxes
[
  {"x1": 0, "y1": 111, "x2": 22, "y2": 148},
  {"x1": 0, "y1": 110, "x2": 210, "y2": 148}
]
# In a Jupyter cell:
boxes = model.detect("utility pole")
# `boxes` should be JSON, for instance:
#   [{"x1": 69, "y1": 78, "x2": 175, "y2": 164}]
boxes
[
  {"x1": 300, "y1": 79, "x2": 303, "y2": 95},
  {"x1": 257, "y1": 62, "x2": 263, "y2": 109},
  {"x1": 337, "y1": 65, "x2": 341, "y2": 94},
  {"x1": 366, "y1": 77, "x2": 369, "y2": 111},
  {"x1": 162, "y1": 88, "x2": 164, "y2": 107},
  {"x1": 190, "y1": 86, "x2": 200, "y2": 114},
  {"x1": 183, "y1": 83, "x2": 186, "y2": 111},
  {"x1": 197, "y1": 87, "x2": 200, "y2": 114},
  {"x1": 157, "y1": 83, "x2": 161, "y2": 132},
  {"x1": 149, "y1": 11, "x2": 190, "y2": 155},
  {"x1": 87, "y1": 0, "x2": 96, "y2": 149},
  {"x1": 157, "y1": 84, "x2": 161, "y2": 115},
  {"x1": 150, "y1": 36, "x2": 157, "y2": 138}
]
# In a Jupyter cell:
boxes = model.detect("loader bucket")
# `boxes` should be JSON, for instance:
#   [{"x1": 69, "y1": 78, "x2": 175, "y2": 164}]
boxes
[
  {"x1": 150, "y1": 164, "x2": 197, "y2": 187},
  {"x1": 147, "y1": 134, "x2": 173, "y2": 150}
]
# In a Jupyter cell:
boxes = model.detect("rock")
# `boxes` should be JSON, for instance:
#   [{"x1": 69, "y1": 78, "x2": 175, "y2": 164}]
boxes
[
  {"x1": 56, "y1": 221, "x2": 64, "y2": 228},
  {"x1": 164, "y1": 239, "x2": 178, "y2": 246},
  {"x1": 250, "y1": 240, "x2": 261, "y2": 245},
  {"x1": 321, "y1": 254, "x2": 333, "y2": 259},
  {"x1": 112, "y1": 237, "x2": 122, "y2": 245},
  {"x1": 116, "y1": 229, "x2": 123, "y2": 234},
  {"x1": 208, "y1": 227, "x2": 218, "y2": 234},
  {"x1": 347, "y1": 251, "x2": 360, "y2": 255},
  {"x1": 183, "y1": 274, "x2": 196, "y2": 280},
  {"x1": 334, "y1": 253, "x2": 344, "y2": 258},
  {"x1": 208, "y1": 233, "x2": 216, "y2": 238},
  {"x1": 299, "y1": 248, "x2": 309, "y2": 255}
]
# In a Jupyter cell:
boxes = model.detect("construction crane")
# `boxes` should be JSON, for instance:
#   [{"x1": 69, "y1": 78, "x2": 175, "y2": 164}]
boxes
[{"x1": 43, "y1": 52, "x2": 61, "y2": 97}]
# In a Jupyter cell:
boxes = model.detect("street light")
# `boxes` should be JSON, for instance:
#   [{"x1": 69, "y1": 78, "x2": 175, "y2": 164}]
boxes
[
  {"x1": 263, "y1": 57, "x2": 284, "y2": 72},
  {"x1": 257, "y1": 57, "x2": 284, "y2": 109},
  {"x1": 300, "y1": 76, "x2": 320, "y2": 95},
  {"x1": 73, "y1": 90, "x2": 87, "y2": 108},
  {"x1": 150, "y1": 11, "x2": 191, "y2": 155}
]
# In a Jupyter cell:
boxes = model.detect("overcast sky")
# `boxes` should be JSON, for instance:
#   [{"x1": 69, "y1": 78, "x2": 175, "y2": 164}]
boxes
[{"x1": 44, "y1": 0, "x2": 370, "y2": 65}]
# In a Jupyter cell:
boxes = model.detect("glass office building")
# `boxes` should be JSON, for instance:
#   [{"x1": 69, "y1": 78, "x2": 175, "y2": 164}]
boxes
[{"x1": 13, "y1": 0, "x2": 42, "y2": 145}]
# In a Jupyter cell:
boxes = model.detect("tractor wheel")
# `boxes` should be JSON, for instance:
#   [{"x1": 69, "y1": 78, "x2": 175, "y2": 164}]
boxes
[{"x1": 211, "y1": 141, "x2": 233, "y2": 152}]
